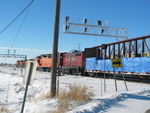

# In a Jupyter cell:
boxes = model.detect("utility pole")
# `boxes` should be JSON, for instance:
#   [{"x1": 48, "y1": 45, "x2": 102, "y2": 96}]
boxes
[
  {"x1": 51, "y1": 0, "x2": 61, "y2": 98},
  {"x1": 78, "y1": 43, "x2": 81, "y2": 51}
]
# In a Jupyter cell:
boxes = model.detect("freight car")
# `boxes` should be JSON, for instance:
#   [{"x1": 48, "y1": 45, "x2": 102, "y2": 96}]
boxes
[{"x1": 84, "y1": 35, "x2": 150, "y2": 80}]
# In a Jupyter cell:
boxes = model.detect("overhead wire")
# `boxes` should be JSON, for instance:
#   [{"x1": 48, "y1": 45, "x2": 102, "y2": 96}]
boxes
[
  {"x1": 9, "y1": 8, "x2": 30, "y2": 50},
  {"x1": 0, "y1": 0, "x2": 34, "y2": 34},
  {"x1": 1, "y1": 0, "x2": 35, "y2": 63}
]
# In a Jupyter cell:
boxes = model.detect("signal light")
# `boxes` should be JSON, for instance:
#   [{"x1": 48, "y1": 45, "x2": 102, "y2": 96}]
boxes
[
  {"x1": 101, "y1": 29, "x2": 105, "y2": 34},
  {"x1": 98, "y1": 20, "x2": 102, "y2": 25},
  {"x1": 8, "y1": 49, "x2": 10, "y2": 54},
  {"x1": 65, "y1": 16, "x2": 69, "y2": 22},
  {"x1": 83, "y1": 18, "x2": 88, "y2": 24},
  {"x1": 64, "y1": 25, "x2": 70, "y2": 31},
  {"x1": 14, "y1": 50, "x2": 16, "y2": 54},
  {"x1": 83, "y1": 27, "x2": 87, "y2": 32}
]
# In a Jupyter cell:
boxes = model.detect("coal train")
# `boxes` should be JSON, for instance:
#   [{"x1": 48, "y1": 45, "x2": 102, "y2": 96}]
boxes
[{"x1": 16, "y1": 35, "x2": 150, "y2": 80}]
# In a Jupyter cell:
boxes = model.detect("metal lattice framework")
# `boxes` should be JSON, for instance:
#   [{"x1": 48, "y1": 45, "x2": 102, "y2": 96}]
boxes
[
  {"x1": 0, "y1": 47, "x2": 50, "y2": 53},
  {"x1": 0, "y1": 47, "x2": 50, "y2": 61},
  {"x1": 0, "y1": 54, "x2": 27, "y2": 59},
  {"x1": 93, "y1": 35, "x2": 150, "y2": 59}
]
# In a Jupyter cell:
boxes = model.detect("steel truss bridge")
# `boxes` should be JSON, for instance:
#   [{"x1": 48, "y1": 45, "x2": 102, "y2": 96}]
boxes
[{"x1": 93, "y1": 35, "x2": 150, "y2": 59}]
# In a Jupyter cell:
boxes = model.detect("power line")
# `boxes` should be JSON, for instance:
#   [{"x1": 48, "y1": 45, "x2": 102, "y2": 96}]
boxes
[
  {"x1": 10, "y1": 6, "x2": 30, "y2": 50},
  {"x1": 0, "y1": 0, "x2": 34, "y2": 34},
  {"x1": 3, "y1": 9, "x2": 30, "y2": 63},
  {"x1": 2, "y1": 1, "x2": 34, "y2": 63}
]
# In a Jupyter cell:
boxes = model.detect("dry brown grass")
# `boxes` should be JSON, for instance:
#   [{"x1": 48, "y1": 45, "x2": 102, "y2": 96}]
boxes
[
  {"x1": 145, "y1": 109, "x2": 150, "y2": 113},
  {"x1": 52, "y1": 84, "x2": 93, "y2": 113},
  {"x1": 28, "y1": 90, "x2": 51, "y2": 102},
  {"x1": 38, "y1": 90, "x2": 51, "y2": 100},
  {"x1": 61, "y1": 84, "x2": 93, "y2": 101},
  {"x1": 0, "y1": 104, "x2": 8, "y2": 113},
  {"x1": 52, "y1": 98, "x2": 69, "y2": 113},
  {"x1": 27, "y1": 85, "x2": 93, "y2": 113}
]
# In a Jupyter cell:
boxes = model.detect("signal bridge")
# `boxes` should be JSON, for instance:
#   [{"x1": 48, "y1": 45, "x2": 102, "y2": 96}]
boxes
[
  {"x1": 64, "y1": 17, "x2": 128, "y2": 39},
  {"x1": 0, "y1": 47, "x2": 50, "y2": 53},
  {"x1": 0, "y1": 54, "x2": 26, "y2": 59},
  {"x1": 0, "y1": 46, "x2": 50, "y2": 60}
]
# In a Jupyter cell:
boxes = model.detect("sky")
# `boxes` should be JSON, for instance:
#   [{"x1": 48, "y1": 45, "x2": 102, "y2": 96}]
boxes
[{"x1": 0, "y1": 0, "x2": 150, "y2": 55}]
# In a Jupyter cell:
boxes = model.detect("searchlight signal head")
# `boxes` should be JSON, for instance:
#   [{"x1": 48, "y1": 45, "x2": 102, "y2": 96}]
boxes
[
  {"x1": 83, "y1": 27, "x2": 87, "y2": 32},
  {"x1": 101, "y1": 29, "x2": 105, "y2": 34},
  {"x1": 64, "y1": 25, "x2": 70, "y2": 31},
  {"x1": 65, "y1": 16, "x2": 69, "y2": 22},
  {"x1": 8, "y1": 49, "x2": 10, "y2": 54},
  {"x1": 83, "y1": 18, "x2": 88, "y2": 24},
  {"x1": 14, "y1": 50, "x2": 16, "y2": 54},
  {"x1": 98, "y1": 20, "x2": 102, "y2": 25}
]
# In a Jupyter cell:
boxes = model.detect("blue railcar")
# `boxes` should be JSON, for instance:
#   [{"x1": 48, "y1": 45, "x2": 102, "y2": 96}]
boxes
[{"x1": 85, "y1": 57, "x2": 150, "y2": 74}]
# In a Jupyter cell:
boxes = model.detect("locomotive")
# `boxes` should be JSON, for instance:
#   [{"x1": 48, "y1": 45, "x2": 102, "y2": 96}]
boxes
[
  {"x1": 16, "y1": 60, "x2": 27, "y2": 68},
  {"x1": 59, "y1": 51, "x2": 84, "y2": 75},
  {"x1": 16, "y1": 54, "x2": 52, "y2": 72},
  {"x1": 36, "y1": 54, "x2": 52, "y2": 72}
]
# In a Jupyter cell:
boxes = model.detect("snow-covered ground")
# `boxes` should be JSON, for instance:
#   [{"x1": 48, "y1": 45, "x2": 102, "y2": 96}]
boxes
[{"x1": 0, "y1": 66, "x2": 150, "y2": 113}]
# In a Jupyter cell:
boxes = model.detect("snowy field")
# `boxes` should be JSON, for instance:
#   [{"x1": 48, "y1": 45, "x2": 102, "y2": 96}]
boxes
[{"x1": 0, "y1": 66, "x2": 150, "y2": 113}]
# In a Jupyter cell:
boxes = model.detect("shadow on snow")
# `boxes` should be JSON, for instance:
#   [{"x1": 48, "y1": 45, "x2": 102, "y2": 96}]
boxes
[{"x1": 77, "y1": 90, "x2": 150, "y2": 113}]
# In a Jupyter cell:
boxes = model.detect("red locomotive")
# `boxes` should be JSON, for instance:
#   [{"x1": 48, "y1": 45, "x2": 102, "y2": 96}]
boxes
[{"x1": 59, "y1": 51, "x2": 84, "y2": 75}]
